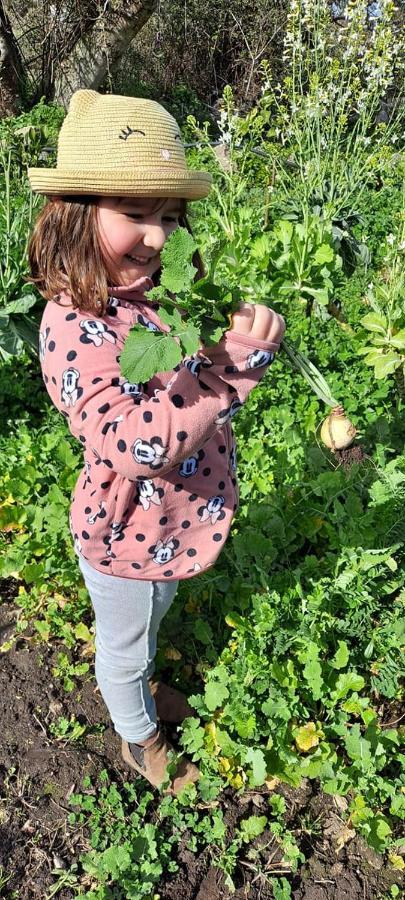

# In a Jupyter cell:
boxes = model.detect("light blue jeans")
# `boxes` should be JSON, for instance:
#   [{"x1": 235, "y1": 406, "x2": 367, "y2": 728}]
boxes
[{"x1": 77, "y1": 554, "x2": 179, "y2": 743}]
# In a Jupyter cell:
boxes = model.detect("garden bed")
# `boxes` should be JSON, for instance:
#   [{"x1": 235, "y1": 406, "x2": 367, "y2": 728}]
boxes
[{"x1": 0, "y1": 592, "x2": 402, "y2": 900}]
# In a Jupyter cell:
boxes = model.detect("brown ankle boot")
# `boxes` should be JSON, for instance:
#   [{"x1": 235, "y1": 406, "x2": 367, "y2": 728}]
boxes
[
  {"x1": 148, "y1": 679, "x2": 194, "y2": 723},
  {"x1": 121, "y1": 729, "x2": 200, "y2": 795}
]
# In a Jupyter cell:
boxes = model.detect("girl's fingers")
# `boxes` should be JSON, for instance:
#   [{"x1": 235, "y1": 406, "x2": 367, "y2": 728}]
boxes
[
  {"x1": 229, "y1": 303, "x2": 286, "y2": 343},
  {"x1": 229, "y1": 302, "x2": 255, "y2": 335},
  {"x1": 248, "y1": 304, "x2": 274, "y2": 341}
]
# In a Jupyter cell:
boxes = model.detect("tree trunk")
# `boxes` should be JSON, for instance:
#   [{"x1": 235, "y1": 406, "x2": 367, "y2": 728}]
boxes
[
  {"x1": 53, "y1": 0, "x2": 158, "y2": 110},
  {"x1": 0, "y1": 2, "x2": 26, "y2": 116}
]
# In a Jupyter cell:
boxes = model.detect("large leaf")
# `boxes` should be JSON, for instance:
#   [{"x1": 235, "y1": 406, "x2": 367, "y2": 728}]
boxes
[
  {"x1": 159, "y1": 227, "x2": 198, "y2": 293},
  {"x1": 5, "y1": 294, "x2": 38, "y2": 315},
  {"x1": 390, "y1": 328, "x2": 405, "y2": 350},
  {"x1": 313, "y1": 243, "x2": 334, "y2": 265},
  {"x1": 120, "y1": 325, "x2": 182, "y2": 382},
  {"x1": 374, "y1": 351, "x2": 401, "y2": 379},
  {"x1": 361, "y1": 312, "x2": 387, "y2": 334}
]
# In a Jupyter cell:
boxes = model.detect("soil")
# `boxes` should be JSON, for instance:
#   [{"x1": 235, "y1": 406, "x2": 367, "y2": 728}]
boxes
[{"x1": 0, "y1": 584, "x2": 403, "y2": 900}]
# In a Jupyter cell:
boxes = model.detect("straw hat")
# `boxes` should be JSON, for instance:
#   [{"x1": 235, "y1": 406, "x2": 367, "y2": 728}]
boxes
[{"x1": 27, "y1": 90, "x2": 212, "y2": 200}]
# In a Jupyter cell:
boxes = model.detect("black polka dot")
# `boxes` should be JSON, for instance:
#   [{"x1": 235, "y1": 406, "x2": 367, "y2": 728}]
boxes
[
  {"x1": 199, "y1": 380, "x2": 210, "y2": 390},
  {"x1": 98, "y1": 403, "x2": 110, "y2": 414},
  {"x1": 51, "y1": 376, "x2": 56, "y2": 385},
  {"x1": 152, "y1": 398, "x2": 160, "y2": 403},
  {"x1": 174, "y1": 484, "x2": 183, "y2": 492},
  {"x1": 187, "y1": 548, "x2": 197, "y2": 557},
  {"x1": 48, "y1": 340, "x2": 56, "y2": 352},
  {"x1": 101, "y1": 481, "x2": 111, "y2": 489},
  {"x1": 163, "y1": 570, "x2": 173, "y2": 577},
  {"x1": 143, "y1": 411, "x2": 153, "y2": 423},
  {"x1": 100, "y1": 559, "x2": 111, "y2": 567},
  {"x1": 198, "y1": 449, "x2": 206, "y2": 460},
  {"x1": 43, "y1": 374, "x2": 48, "y2": 384},
  {"x1": 136, "y1": 533, "x2": 145, "y2": 542},
  {"x1": 213, "y1": 533, "x2": 222, "y2": 542},
  {"x1": 218, "y1": 481, "x2": 225, "y2": 489},
  {"x1": 171, "y1": 394, "x2": 184, "y2": 408},
  {"x1": 92, "y1": 377, "x2": 103, "y2": 384},
  {"x1": 218, "y1": 445, "x2": 226, "y2": 454},
  {"x1": 159, "y1": 516, "x2": 168, "y2": 525},
  {"x1": 132, "y1": 562, "x2": 141, "y2": 570},
  {"x1": 182, "y1": 520, "x2": 190, "y2": 529},
  {"x1": 79, "y1": 435, "x2": 86, "y2": 444},
  {"x1": 225, "y1": 365, "x2": 238, "y2": 374},
  {"x1": 232, "y1": 477, "x2": 237, "y2": 486},
  {"x1": 81, "y1": 531, "x2": 90, "y2": 540},
  {"x1": 66, "y1": 350, "x2": 77, "y2": 361},
  {"x1": 84, "y1": 507, "x2": 91, "y2": 514},
  {"x1": 117, "y1": 439, "x2": 126, "y2": 452},
  {"x1": 203, "y1": 467, "x2": 211, "y2": 476},
  {"x1": 104, "y1": 459, "x2": 113, "y2": 468},
  {"x1": 177, "y1": 431, "x2": 187, "y2": 441},
  {"x1": 65, "y1": 312, "x2": 77, "y2": 321},
  {"x1": 81, "y1": 411, "x2": 87, "y2": 420},
  {"x1": 188, "y1": 493, "x2": 198, "y2": 501},
  {"x1": 116, "y1": 356, "x2": 121, "y2": 363}
]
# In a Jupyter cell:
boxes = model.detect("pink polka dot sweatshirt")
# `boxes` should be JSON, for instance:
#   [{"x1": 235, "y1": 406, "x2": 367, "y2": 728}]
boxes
[{"x1": 39, "y1": 282, "x2": 281, "y2": 581}]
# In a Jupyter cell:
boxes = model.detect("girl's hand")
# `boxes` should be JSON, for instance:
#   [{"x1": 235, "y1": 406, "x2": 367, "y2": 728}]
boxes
[
  {"x1": 130, "y1": 276, "x2": 154, "y2": 299},
  {"x1": 229, "y1": 302, "x2": 286, "y2": 345}
]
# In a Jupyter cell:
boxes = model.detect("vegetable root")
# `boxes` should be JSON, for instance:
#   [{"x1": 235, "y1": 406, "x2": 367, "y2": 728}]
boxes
[{"x1": 320, "y1": 406, "x2": 357, "y2": 450}]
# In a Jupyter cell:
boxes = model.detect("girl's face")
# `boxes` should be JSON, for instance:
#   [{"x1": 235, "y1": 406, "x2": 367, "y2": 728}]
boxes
[{"x1": 97, "y1": 196, "x2": 182, "y2": 285}]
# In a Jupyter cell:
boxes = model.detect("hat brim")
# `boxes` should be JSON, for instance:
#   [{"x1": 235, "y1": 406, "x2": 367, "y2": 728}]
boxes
[{"x1": 27, "y1": 168, "x2": 212, "y2": 201}]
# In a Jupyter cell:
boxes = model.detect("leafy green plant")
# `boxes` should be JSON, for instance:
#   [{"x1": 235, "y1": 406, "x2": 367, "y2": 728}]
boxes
[
  {"x1": 49, "y1": 715, "x2": 90, "y2": 744},
  {"x1": 357, "y1": 201, "x2": 405, "y2": 398},
  {"x1": 246, "y1": 215, "x2": 343, "y2": 316},
  {"x1": 0, "y1": 145, "x2": 41, "y2": 359},
  {"x1": 51, "y1": 651, "x2": 90, "y2": 693},
  {"x1": 120, "y1": 226, "x2": 340, "y2": 411}
]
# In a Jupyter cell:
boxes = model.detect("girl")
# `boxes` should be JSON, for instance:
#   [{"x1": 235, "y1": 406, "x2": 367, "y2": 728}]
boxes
[{"x1": 27, "y1": 90, "x2": 285, "y2": 795}]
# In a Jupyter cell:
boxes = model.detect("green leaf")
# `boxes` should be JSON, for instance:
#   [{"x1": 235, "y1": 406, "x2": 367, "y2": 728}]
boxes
[
  {"x1": 159, "y1": 227, "x2": 197, "y2": 293},
  {"x1": 194, "y1": 618, "x2": 213, "y2": 645},
  {"x1": 239, "y1": 815, "x2": 267, "y2": 842},
  {"x1": 205, "y1": 681, "x2": 229, "y2": 711},
  {"x1": 303, "y1": 286, "x2": 330, "y2": 305},
  {"x1": 390, "y1": 328, "x2": 405, "y2": 349},
  {"x1": 178, "y1": 322, "x2": 201, "y2": 357},
  {"x1": 120, "y1": 325, "x2": 182, "y2": 382},
  {"x1": 361, "y1": 312, "x2": 387, "y2": 334},
  {"x1": 274, "y1": 220, "x2": 293, "y2": 247},
  {"x1": 250, "y1": 234, "x2": 272, "y2": 259},
  {"x1": 5, "y1": 294, "x2": 38, "y2": 315},
  {"x1": 330, "y1": 641, "x2": 350, "y2": 670},
  {"x1": 300, "y1": 642, "x2": 323, "y2": 700},
  {"x1": 272, "y1": 877, "x2": 292, "y2": 900},
  {"x1": 313, "y1": 243, "x2": 334, "y2": 265},
  {"x1": 245, "y1": 748, "x2": 267, "y2": 786},
  {"x1": 331, "y1": 672, "x2": 365, "y2": 702},
  {"x1": 374, "y1": 351, "x2": 401, "y2": 379},
  {"x1": 262, "y1": 698, "x2": 292, "y2": 722},
  {"x1": 344, "y1": 724, "x2": 372, "y2": 769}
]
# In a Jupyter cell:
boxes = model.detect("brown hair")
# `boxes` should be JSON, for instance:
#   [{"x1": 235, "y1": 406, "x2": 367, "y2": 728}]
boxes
[{"x1": 26, "y1": 195, "x2": 205, "y2": 317}]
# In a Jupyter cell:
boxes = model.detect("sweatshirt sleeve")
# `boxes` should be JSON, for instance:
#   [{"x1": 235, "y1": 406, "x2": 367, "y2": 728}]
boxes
[{"x1": 41, "y1": 309, "x2": 281, "y2": 481}]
